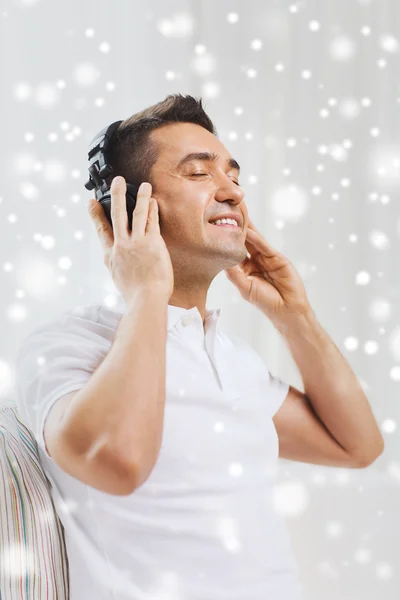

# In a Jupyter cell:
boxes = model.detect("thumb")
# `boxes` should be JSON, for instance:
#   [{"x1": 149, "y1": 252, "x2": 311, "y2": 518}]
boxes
[
  {"x1": 87, "y1": 198, "x2": 113, "y2": 247},
  {"x1": 87, "y1": 198, "x2": 106, "y2": 225},
  {"x1": 224, "y1": 264, "x2": 251, "y2": 288},
  {"x1": 87, "y1": 198, "x2": 114, "y2": 239},
  {"x1": 87, "y1": 198, "x2": 98, "y2": 215}
]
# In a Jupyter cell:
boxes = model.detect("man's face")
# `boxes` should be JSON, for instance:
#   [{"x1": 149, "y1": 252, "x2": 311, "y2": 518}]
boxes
[{"x1": 149, "y1": 122, "x2": 249, "y2": 274}]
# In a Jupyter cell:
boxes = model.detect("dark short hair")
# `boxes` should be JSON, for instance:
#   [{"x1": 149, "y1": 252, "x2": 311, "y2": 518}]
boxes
[{"x1": 107, "y1": 93, "x2": 217, "y2": 191}]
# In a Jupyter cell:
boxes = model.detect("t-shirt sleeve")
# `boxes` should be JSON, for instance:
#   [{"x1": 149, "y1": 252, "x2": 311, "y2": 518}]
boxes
[
  {"x1": 266, "y1": 370, "x2": 290, "y2": 417},
  {"x1": 228, "y1": 332, "x2": 290, "y2": 417},
  {"x1": 14, "y1": 305, "x2": 108, "y2": 461}
]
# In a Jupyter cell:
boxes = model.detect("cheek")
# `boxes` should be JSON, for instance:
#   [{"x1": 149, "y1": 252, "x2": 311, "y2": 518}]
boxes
[{"x1": 161, "y1": 185, "x2": 210, "y2": 231}]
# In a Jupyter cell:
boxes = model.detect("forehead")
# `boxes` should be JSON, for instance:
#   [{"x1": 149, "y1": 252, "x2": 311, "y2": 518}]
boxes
[{"x1": 151, "y1": 122, "x2": 231, "y2": 168}]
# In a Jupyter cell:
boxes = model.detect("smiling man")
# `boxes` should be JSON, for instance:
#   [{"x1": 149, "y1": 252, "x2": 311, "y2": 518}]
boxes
[
  {"x1": 16, "y1": 94, "x2": 383, "y2": 600},
  {"x1": 151, "y1": 131, "x2": 247, "y2": 318},
  {"x1": 108, "y1": 100, "x2": 250, "y2": 325}
]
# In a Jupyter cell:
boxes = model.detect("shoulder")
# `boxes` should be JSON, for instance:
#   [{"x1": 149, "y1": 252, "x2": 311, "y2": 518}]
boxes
[{"x1": 16, "y1": 302, "x2": 103, "y2": 362}]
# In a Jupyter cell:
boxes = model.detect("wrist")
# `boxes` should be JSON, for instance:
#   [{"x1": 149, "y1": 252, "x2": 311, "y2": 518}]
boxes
[
  {"x1": 273, "y1": 307, "x2": 317, "y2": 338},
  {"x1": 123, "y1": 286, "x2": 170, "y2": 310}
]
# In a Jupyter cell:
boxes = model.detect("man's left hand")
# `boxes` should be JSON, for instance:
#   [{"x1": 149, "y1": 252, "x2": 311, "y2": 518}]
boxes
[{"x1": 224, "y1": 217, "x2": 313, "y2": 325}]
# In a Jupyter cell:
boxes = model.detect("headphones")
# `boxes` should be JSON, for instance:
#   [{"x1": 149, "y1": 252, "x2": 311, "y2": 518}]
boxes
[{"x1": 84, "y1": 120, "x2": 141, "y2": 231}]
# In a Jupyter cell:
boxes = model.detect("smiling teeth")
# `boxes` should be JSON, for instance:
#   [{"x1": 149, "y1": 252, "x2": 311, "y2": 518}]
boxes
[{"x1": 210, "y1": 218, "x2": 238, "y2": 226}]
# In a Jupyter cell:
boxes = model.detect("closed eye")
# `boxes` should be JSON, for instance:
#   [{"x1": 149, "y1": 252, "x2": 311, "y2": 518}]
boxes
[{"x1": 191, "y1": 173, "x2": 241, "y2": 186}]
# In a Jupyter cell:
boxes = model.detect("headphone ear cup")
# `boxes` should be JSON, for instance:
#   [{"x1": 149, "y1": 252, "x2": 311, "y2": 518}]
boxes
[
  {"x1": 98, "y1": 182, "x2": 139, "y2": 231},
  {"x1": 125, "y1": 183, "x2": 139, "y2": 231}
]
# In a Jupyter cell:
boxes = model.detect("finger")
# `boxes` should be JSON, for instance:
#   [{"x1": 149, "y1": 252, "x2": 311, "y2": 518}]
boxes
[
  {"x1": 110, "y1": 176, "x2": 130, "y2": 240},
  {"x1": 238, "y1": 256, "x2": 252, "y2": 272},
  {"x1": 244, "y1": 235, "x2": 263, "y2": 258},
  {"x1": 146, "y1": 198, "x2": 160, "y2": 235},
  {"x1": 131, "y1": 182, "x2": 152, "y2": 237},
  {"x1": 245, "y1": 228, "x2": 279, "y2": 257},
  {"x1": 87, "y1": 197, "x2": 114, "y2": 250},
  {"x1": 247, "y1": 216, "x2": 261, "y2": 232}
]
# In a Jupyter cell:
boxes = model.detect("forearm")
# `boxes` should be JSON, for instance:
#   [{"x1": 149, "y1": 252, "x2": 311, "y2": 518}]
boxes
[
  {"x1": 61, "y1": 288, "x2": 169, "y2": 481},
  {"x1": 275, "y1": 311, "x2": 384, "y2": 461}
]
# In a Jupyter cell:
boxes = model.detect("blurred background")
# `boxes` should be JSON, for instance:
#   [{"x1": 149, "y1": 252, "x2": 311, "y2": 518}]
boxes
[{"x1": 1, "y1": 0, "x2": 400, "y2": 598}]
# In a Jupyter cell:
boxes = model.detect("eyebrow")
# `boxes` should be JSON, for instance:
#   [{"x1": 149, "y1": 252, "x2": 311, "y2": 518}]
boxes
[{"x1": 176, "y1": 152, "x2": 241, "y2": 175}]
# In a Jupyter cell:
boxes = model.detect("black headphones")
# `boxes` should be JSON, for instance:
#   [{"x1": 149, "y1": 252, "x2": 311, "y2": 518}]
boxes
[{"x1": 84, "y1": 120, "x2": 140, "y2": 231}]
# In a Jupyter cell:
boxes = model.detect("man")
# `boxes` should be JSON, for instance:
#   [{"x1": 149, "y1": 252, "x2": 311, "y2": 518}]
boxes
[{"x1": 16, "y1": 93, "x2": 384, "y2": 599}]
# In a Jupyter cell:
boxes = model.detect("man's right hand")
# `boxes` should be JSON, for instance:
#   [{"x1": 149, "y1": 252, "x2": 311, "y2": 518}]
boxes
[{"x1": 87, "y1": 177, "x2": 174, "y2": 304}]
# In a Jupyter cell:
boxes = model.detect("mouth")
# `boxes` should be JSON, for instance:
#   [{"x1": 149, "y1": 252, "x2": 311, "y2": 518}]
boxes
[{"x1": 208, "y1": 222, "x2": 242, "y2": 231}]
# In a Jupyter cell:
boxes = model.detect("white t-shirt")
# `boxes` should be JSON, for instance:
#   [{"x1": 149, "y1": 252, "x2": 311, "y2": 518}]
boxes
[{"x1": 15, "y1": 299, "x2": 303, "y2": 600}]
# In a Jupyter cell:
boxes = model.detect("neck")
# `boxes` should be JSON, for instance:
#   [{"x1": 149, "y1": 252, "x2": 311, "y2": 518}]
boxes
[{"x1": 168, "y1": 287, "x2": 209, "y2": 325}]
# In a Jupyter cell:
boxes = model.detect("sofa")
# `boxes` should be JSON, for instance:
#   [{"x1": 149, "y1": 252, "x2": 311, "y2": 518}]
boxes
[{"x1": 0, "y1": 399, "x2": 69, "y2": 599}]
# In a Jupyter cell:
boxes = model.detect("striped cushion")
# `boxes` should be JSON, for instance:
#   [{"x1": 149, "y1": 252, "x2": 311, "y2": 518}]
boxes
[{"x1": 0, "y1": 400, "x2": 69, "y2": 599}]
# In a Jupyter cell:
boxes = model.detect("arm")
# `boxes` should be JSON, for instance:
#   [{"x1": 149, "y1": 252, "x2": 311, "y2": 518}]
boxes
[
  {"x1": 59, "y1": 287, "x2": 169, "y2": 490},
  {"x1": 274, "y1": 310, "x2": 384, "y2": 467}
]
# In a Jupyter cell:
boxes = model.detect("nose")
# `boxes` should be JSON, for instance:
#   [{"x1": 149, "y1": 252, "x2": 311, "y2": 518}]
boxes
[{"x1": 214, "y1": 177, "x2": 245, "y2": 206}]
